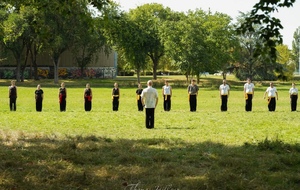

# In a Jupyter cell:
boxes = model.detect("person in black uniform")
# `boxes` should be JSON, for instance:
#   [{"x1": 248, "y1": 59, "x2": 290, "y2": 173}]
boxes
[
  {"x1": 187, "y1": 79, "x2": 199, "y2": 112},
  {"x1": 35, "y1": 84, "x2": 44, "y2": 112},
  {"x1": 136, "y1": 83, "x2": 143, "y2": 111},
  {"x1": 8, "y1": 80, "x2": 17, "y2": 111},
  {"x1": 58, "y1": 82, "x2": 67, "y2": 111},
  {"x1": 112, "y1": 83, "x2": 120, "y2": 111},
  {"x1": 84, "y1": 83, "x2": 92, "y2": 111}
]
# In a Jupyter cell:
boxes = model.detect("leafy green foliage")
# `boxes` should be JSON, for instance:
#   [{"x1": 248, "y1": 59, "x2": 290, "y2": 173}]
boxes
[{"x1": 237, "y1": 0, "x2": 296, "y2": 62}]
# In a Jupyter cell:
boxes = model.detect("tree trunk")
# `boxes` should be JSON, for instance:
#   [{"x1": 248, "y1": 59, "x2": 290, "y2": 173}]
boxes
[
  {"x1": 16, "y1": 58, "x2": 21, "y2": 82},
  {"x1": 137, "y1": 68, "x2": 141, "y2": 83},
  {"x1": 152, "y1": 59, "x2": 158, "y2": 80},
  {"x1": 53, "y1": 57, "x2": 60, "y2": 84}
]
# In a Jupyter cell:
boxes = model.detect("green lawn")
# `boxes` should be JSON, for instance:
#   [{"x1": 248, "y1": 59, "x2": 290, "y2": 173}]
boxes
[{"x1": 1, "y1": 76, "x2": 300, "y2": 189}]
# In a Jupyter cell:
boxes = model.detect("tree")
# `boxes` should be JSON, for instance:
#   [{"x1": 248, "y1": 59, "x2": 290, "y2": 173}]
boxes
[
  {"x1": 42, "y1": 0, "x2": 110, "y2": 83},
  {"x1": 72, "y1": 15, "x2": 110, "y2": 78},
  {"x1": 234, "y1": 13, "x2": 279, "y2": 81},
  {"x1": 0, "y1": 6, "x2": 27, "y2": 82},
  {"x1": 276, "y1": 44, "x2": 294, "y2": 81},
  {"x1": 238, "y1": 0, "x2": 296, "y2": 62},
  {"x1": 102, "y1": 4, "x2": 149, "y2": 83},
  {"x1": 291, "y1": 26, "x2": 300, "y2": 73},
  {"x1": 128, "y1": 3, "x2": 171, "y2": 80},
  {"x1": 161, "y1": 9, "x2": 235, "y2": 83}
]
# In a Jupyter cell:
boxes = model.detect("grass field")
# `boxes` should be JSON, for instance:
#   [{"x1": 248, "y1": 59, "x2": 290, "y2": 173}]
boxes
[{"x1": 1, "y1": 76, "x2": 300, "y2": 189}]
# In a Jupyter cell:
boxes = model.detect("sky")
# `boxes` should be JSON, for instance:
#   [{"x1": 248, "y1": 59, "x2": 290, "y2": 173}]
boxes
[{"x1": 115, "y1": 0, "x2": 300, "y2": 49}]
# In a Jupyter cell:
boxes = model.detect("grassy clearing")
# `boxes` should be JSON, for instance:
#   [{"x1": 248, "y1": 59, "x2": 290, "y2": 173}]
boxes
[{"x1": 1, "y1": 76, "x2": 300, "y2": 189}]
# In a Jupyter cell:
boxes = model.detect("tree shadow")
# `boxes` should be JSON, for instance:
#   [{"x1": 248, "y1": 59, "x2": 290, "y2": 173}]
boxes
[{"x1": 1, "y1": 134, "x2": 300, "y2": 189}]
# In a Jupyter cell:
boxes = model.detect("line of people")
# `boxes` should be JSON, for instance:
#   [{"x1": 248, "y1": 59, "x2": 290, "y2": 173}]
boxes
[{"x1": 7, "y1": 78, "x2": 299, "y2": 115}]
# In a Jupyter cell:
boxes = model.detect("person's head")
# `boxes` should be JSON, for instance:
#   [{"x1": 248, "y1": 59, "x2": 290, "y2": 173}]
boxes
[
  {"x1": 165, "y1": 80, "x2": 169, "y2": 86},
  {"x1": 138, "y1": 83, "x2": 142, "y2": 88},
  {"x1": 61, "y1": 82, "x2": 65, "y2": 88},
  {"x1": 86, "y1": 83, "x2": 90, "y2": 88},
  {"x1": 247, "y1": 78, "x2": 251, "y2": 84},
  {"x1": 11, "y1": 80, "x2": 15, "y2": 86},
  {"x1": 191, "y1": 79, "x2": 196, "y2": 85},
  {"x1": 270, "y1": 82, "x2": 274, "y2": 87},
  {"x1": 37, "y1": 84, "x2": 41, "y2": 90},
  {"x1": 292, "y1": 82, "x2": 296, "y2": 88},
  {"x1": 223, "y1": 79, "x2": 226, "y2": 85},
  {"x1": 114, "y1": 83, "x2": 118, "y2": 88},
  {"x1": 147, "y1": 80, "x2": 153, "y2": 87}
]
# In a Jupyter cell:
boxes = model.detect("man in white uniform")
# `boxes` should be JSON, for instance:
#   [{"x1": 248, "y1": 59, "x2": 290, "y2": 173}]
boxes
[
  {"x1": 141, "y1": 80, "x2": 158, "y2": 129},
  {"x1": 219, "y1": 79, "x2": 230, "y2": 111},
  {"x1": 289, "y1": 82, "x2": 298, "y2": 111},
  {"x1": 244, "y1": 78, "x2": 255, "y2": 111},
  {"x1": 264, "y1": 82, "x2": 278, "y2": 111},
  {"x1": 162, "y1": 80, "x2": 172, "y2": 111}
]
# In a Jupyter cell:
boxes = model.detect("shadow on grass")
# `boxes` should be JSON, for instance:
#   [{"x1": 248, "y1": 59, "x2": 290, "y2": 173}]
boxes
[{"x1": 1, "y1": 134, "x2": 300, "y2": 190}]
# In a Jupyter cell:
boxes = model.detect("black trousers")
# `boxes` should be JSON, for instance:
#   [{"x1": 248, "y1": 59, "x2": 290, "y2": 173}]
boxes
[
  {"x1": 221, "y1": 95, "x2": 228, "y2": 111},
  {"x1": 163, "y1": 95, "x2": 171, "y2": 111},
  {"x1": 290, "y1": 95, "x2": 297, "y2": 111},
  {"x1": 137, "y1": 98, "x2": 143, "y2": 111},
  {"x1": 245, "y1": 94, "x2": 253, "y2": 111},
  {"x1": 189, "y1": 95, "x2": 197, "y2": 112},
  {"x1": 85, "y1": 98, "x2": 92, "y2": 111},
  {"x1": 112, "y1": 97, "x2": 119, "y2": 111},
  {"x1": 268, "y1": 97, "x2": 276, "y2": 111},
  {"x1": 9, "y1": 97, "x2": 17, "y2": 111},
  {"x1": 145, "y1": 108, "x2": 155, "y2": 129},
  {"x1": 36, "y1": 99, "x2": 43, "y2": 112},
  {"x1": 60, "y1": 99, "x2": 66, "y2": 111}
]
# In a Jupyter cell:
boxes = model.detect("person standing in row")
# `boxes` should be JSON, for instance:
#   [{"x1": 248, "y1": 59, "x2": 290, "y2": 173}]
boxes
[
  {"x1": 188, "y1": 79, "x2": 199, "y2": 112},
  {"x1": 162, "y1": 80, "x2": 172, "y2": 111},
  {"x1": 289, "y1": 82, "x2": 298, "y2": 111},
  {"x1": 264, "y1": 82, "x2": 278, "y2": 112},
  {"x1": 8, "y1": 80, "x2": 17, "y2": 111},
  {"x1": 219, "y1": 79, "x2": 230, "y2": 111},
  {"x1": 141, "y1": 80, "x2": 158, "y2": 129},
  {"x1": 136, "y1": 83, "x2": 143, "y2": 111},
  {"x1": 112, "y1": 82, "x2": 120, "y2": 111},
  {"x1": 84, "y1": 83, "x2": 92, "y2": 111},
  {"x1": 59, "y1": 82, "x2": 67, "y2": 112},
  {"x1": 35, "y1": 84, "x2": 44, "y2": 112},
  {"x1": 244, "y1": 78, "x2": 255, "y2": 111}
]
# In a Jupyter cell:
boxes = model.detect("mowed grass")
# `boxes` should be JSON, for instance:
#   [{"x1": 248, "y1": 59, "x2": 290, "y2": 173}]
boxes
[{"x1": 1, "y1": 78, "x2": 300, "y2": 189}]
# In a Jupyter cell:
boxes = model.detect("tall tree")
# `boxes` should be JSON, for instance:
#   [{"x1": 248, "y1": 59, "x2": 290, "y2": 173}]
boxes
[
  {"x1": 238, "y1": 0, "x2": 296, "y2": 62},
  {"x1": 128, "y1": 3, "x2": 170, "y2": 80},
  {"x1": 102, "y1": 4, "x2": 148, "y2": 83},
  {"x1": 0, "y1": 6, "x2": 27, "y2": 82},
  {"x1": 291, "y1": 26, "x2": 300, "y2": 73},
  {"x1": 161, "y1": 9, "x2": 234, "y2": 83}
]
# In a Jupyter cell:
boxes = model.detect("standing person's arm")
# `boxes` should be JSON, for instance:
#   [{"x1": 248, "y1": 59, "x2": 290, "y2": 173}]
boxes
[
  {"x1": 162, "y1": 86, "x2": 164, "y2": 97},
  {"x1": 263, "y1": 89, "x2": 267, "y2": 99},
  {"x1": 276, "y1": 90, "x2": 278, "y2": 100},
  {"x1": 219, "y1": 86, "x2": 222, "y2": 99},
  {"x1": 170, "y1": 86, "x2": 172, "y2": 97},
  {"x1": 228, "y1": 86, "x2": 230, "y2": 98},
  {"x1": 65, "y1": 88, "x2": 67, "y2": 99},
  {"x1": 41, "y1": 91, "x2": 44, "y2": 99},
  {"x1": 15, "y1": 87, "x2": 17, "y2": 98},
  {"x1": 252, "y1": 85, "x2": 254, "y2": 98},
  {"x1": 90, "y1": 89, "x2": 92, "y2": 98},
  {"x1": 118, "y1": 89, "x2": 120, "y2": 99},
  {"x1": 155, "y1": 91, "x2": 158, "y2": 108}
]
